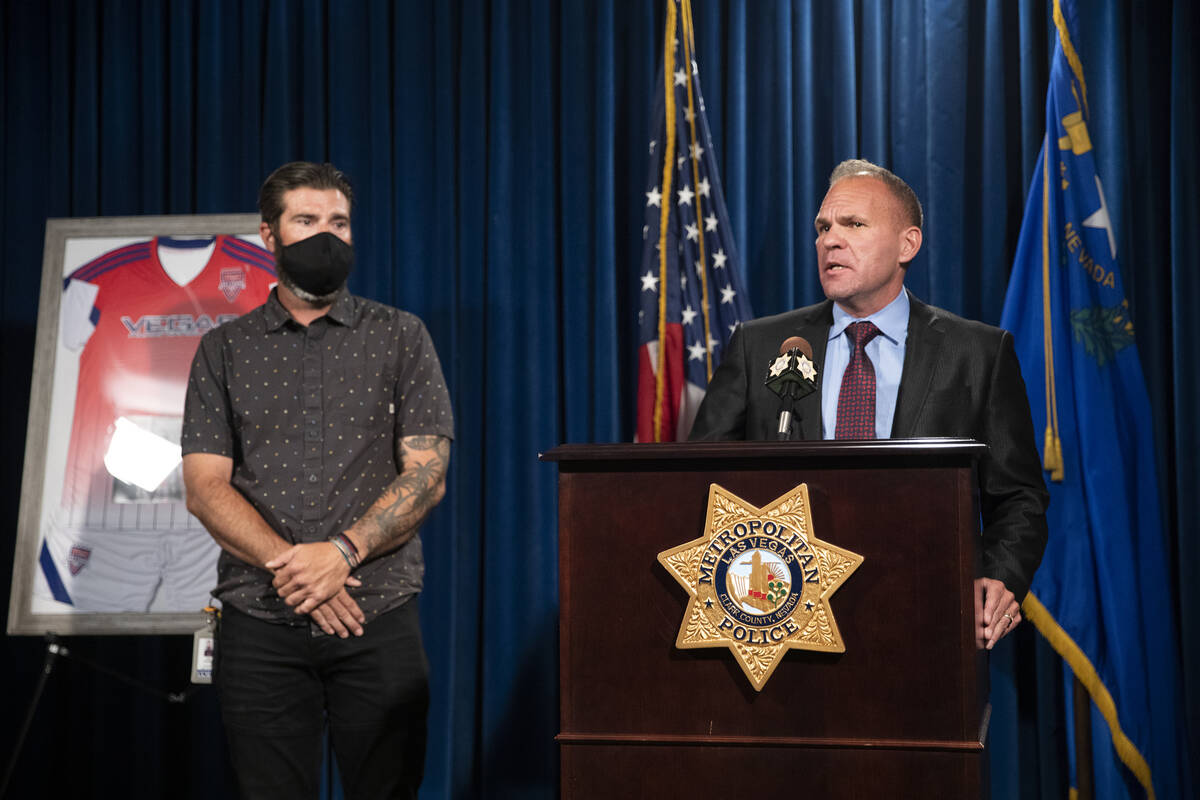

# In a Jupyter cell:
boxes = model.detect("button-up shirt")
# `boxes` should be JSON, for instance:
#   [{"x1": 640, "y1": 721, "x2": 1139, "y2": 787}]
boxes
[
  {"x1": 821, "y1": 289, "x2": 910, "y2": 439},
  {"x1": 182, "y1": 288, "x2": 453, "y2": 626}
]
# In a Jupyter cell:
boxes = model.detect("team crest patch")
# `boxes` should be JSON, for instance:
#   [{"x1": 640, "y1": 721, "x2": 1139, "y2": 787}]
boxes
[
  {"x1": 657, "y1": 483, "x2": 864, "y2": 691},
  {"x1": 68, "y1": 545, "x2": 92, "y2": 576},
  {"x1": 218, "y1": 268, "x2": 247, "y2": 302}
]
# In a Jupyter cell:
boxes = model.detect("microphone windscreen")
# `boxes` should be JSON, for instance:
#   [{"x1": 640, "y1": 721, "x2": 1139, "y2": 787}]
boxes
[{"x1": 779, "y1": 336, "x2": 813, "y2": 360}]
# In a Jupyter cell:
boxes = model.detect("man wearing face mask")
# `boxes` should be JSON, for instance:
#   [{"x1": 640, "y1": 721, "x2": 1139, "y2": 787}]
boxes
[{"x1": 181, "y1": 161, "x2": 453, "y2": 800}]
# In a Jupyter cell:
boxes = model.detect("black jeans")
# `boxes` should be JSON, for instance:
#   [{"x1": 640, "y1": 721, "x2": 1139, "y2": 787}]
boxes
[{"x1": 215, "y1": 598, "x2": 429, "y2": 800}]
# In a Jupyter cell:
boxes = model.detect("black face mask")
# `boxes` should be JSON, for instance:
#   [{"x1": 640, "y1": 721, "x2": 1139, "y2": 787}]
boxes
[{"x1": 277, "y1": 231, "x2": 354, "y2": 297}]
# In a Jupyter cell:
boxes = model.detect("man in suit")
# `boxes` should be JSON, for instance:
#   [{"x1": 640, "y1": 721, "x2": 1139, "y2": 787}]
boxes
[{"x1": 690, "y1": 159, "x2": 1048, "y2": 650}]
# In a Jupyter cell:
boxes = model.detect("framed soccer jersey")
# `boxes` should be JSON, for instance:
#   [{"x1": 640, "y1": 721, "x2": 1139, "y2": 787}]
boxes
[{"x1": 8, "y1": 214, "x2": 276, "y2": 635}]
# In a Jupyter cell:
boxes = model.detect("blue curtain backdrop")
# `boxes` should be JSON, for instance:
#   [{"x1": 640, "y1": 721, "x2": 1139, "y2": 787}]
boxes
[{"x1": 0, "y1": 1, "x2": 1195, "y2": 798}]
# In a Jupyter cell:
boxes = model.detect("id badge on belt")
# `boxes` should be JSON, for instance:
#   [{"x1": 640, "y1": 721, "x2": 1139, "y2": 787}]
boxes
[{"x1": 191, "y1": 605, "x2": 219, "y2": 684}]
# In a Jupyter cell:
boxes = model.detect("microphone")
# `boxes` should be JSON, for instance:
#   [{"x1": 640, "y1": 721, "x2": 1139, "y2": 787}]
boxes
[{"x1": 764, "y1": 336, "x2": 819, "y2": 441}]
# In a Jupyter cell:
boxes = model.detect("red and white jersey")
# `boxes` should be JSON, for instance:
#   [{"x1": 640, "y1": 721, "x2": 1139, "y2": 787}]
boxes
[{"x1": 58, "y1": 235, "x2": 276, "y2": 532}]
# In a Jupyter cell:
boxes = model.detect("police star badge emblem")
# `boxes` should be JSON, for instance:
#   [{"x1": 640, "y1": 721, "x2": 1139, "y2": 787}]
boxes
[{"x1": 657, "y1": 483, "x2": 864, "y2": 691}]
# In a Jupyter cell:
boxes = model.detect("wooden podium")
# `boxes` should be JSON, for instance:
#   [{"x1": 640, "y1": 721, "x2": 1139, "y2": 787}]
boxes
[{"x1": 542, "y1": 439, "x2": 991, "y2": 798}]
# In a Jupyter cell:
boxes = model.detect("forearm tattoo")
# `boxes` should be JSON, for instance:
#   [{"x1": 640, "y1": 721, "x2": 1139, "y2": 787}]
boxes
[{"x1": 356, "y1": 435, "x2": 451, "y2": 557}]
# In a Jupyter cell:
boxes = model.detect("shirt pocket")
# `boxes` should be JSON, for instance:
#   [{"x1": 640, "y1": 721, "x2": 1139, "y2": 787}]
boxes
[{"x1": 327, "y1": 366, "x2": 396, "y2": 437}]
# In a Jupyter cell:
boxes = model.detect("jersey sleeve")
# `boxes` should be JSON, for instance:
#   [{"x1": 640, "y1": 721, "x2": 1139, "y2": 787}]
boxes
[{"x1": 60, "y1": 279, "x2": 101, "y2": 351}]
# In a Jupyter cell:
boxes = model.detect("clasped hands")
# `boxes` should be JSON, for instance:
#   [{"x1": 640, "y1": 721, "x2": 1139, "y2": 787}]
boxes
[{"x1": 267, "y1": 541, "x2": 365, "y2": 638}]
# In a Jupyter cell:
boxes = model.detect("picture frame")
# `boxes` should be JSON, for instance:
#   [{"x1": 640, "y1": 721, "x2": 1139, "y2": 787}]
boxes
[{"x1": 7, "y1": 214, "x2": 275, "y2": 635}]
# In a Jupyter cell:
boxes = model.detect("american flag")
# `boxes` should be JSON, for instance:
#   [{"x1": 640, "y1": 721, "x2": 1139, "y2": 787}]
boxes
[{"x1": 636, "y1": 0, "x2": 752, "y2": 442}]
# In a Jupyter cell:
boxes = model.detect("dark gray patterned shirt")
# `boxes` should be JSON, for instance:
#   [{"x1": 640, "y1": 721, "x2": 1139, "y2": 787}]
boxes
[{"x1": 182, "y1": 288, "x2": 453, "y2": 626}]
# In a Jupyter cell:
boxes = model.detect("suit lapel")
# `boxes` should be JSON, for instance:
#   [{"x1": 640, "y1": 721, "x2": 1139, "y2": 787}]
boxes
[
  {"x1": 796, "y1": 302, "x2": 833, "y2": 441},
  {"x1": 891, "y1": 292, "x2": 945, "y2": 437}
]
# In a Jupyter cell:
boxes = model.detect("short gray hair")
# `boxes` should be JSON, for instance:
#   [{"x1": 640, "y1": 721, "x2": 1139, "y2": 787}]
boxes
[{"x1": 828, "y1": 159, "x2": 923, "y2": 230}]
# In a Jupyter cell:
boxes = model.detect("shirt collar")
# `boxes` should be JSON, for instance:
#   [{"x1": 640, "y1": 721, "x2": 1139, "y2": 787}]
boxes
[
  {"x1": 263, "y1": 288, "x2": 292, "y2": 331},
  {"x1": 324, "y1": 289, "x2": 358, "y2": 326},
  {"x1": 263, "y1": 287, "x2": 358, "y2": 331},
  {"x1": 828, "y1": 288, "x2": 910, "y2": 344}
]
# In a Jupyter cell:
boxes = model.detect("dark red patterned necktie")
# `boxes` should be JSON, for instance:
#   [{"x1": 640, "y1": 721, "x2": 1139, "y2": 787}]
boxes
[{"x1": 835, "y1": 321, "x2": 882, "y2": 439}]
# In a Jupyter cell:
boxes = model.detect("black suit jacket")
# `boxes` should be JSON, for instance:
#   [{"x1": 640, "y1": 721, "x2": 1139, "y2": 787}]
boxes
[{"x1": 690, "y1": 291, "x2": 1049, "y2": 600}]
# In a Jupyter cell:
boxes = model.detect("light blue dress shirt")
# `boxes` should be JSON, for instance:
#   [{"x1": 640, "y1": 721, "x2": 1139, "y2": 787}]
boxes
[{"x1": 821, "y1": 289, "x2": 910, "y2": 439}]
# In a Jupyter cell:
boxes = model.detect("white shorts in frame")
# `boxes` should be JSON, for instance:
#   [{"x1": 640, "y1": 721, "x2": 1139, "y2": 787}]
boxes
[{"x1": 34, "y1": 518, "x2": 220, "y2": 614}]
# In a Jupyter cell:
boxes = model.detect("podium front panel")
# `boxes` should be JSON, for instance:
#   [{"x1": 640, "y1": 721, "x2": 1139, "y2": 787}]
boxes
[{"x1": 548, "y1": 441, "x2": 988, "y2": 749}]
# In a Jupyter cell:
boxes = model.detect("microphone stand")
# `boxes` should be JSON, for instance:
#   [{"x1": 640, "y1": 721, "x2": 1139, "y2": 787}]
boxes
[
  {"x1": 767, "y1": 348, "x2": 816, "y2": 441},
  {"x1": 776, "y1": 391, "x2": 803, "y2": 441}
]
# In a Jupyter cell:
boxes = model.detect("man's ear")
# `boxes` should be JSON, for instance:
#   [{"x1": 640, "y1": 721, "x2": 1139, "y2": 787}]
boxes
[
  {"x1": 259, "y1": 221, "x2": 276, "y2": 254},
  {"x1": 899, "y1": 226, "x2": 922, "y2": 264}
]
